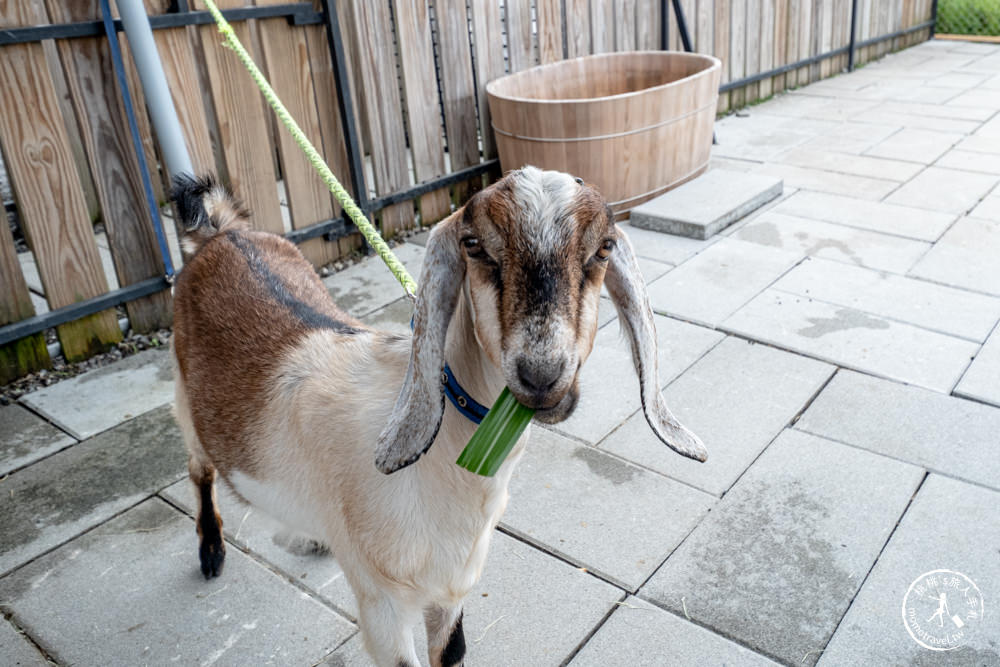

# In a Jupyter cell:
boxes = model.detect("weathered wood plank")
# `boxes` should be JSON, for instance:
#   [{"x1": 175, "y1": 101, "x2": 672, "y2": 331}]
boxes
[
  {"x1": 565, "y1": 0, "x2": 591, "y2": 57},
  {"x1": 760, "y1": 0, "x2": 775, "y2": 97},
  {"x1": 537, "y1": 0, "x2": 563, "y2": 63},
  {"x1": 773, "y1": 0, "x2": 789, "y2": 94},
  {"x1": 257, "y1": 0, "x2": 340, "y2": 267},
  {"x1": 696, "y1": 0, "x2": 714, "y2": 55},
  {"x1": 45, "y1": 0, "x2": 172, "y2": 333},
  {"x1": 591, "y1": 0, "x2": 615, "y2": 54},
  {"x1": 0, "y1": 0, "x2": 122, "y2": 361},
  {"x1": 617, "y1": 0, "x2": 638, "y2": 51},
  {"x1": 0, "y1": 221, "x2": 50, "y2": 382},
  {"x1": 301, "y1": 16, "x2": 362, "y2": 257},
  {"x1": 393, "y1": 0, "x2": 451, "y2": 224},
  {"x1": 435, "y1": 0, "x2": 481, "y2": 204},
  {"x1": 730, "y1": 0, "x2": 746, "y2": 107},
  {"x1": 745, "y1": 0, "x2": 760, "y2": 102},
  {"x1": 194, "y1": 0, "x2": 284, "y2": 234},
  {"x1": 715, "y1": 0, "x2": 732, "y2": 112},
  {"x1": 470, "y1": 0, "x2": 506, "y2": 158},
  {"x1": 506, "y1": 0, "x2": 534, "y2": 71},
  {"x1": 345, "y1": 0, "x2": 413, "y2": 237},
  {"x1": 635, "y1": 0, "x2": 660, "y2": 51}
]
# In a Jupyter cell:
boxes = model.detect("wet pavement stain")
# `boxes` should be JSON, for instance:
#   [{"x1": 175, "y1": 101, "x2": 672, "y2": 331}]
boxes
[
  {"x1": 797, "y1": 308, "x2": 890, "y2": 339},
  {"x1": 572, "y1": 446, "x2": 636, "y2": 485}
]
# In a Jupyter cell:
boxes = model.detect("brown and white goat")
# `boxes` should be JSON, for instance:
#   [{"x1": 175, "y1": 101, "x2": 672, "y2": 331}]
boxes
[{"x1": 170, "y1": 167, "x2": 706, "y2": 667}]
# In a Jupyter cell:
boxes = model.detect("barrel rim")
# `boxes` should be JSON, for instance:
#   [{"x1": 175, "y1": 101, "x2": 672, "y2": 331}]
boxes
[{"x1": 485, "y1": 50, "x2": 722, "y2": 105}]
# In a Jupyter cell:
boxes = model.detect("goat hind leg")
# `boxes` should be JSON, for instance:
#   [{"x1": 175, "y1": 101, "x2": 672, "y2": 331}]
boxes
[
  {"x1": 190, "y1": 459, "x2": 225, "y2": 578},
  {"x1": 425, "y1": 603, "x2": 465, "y2": 667}
]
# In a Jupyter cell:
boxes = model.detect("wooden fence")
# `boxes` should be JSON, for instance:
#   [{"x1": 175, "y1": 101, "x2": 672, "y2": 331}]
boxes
[{"x1": 0, "y1": 0, "x2": 935, "y2": 382}]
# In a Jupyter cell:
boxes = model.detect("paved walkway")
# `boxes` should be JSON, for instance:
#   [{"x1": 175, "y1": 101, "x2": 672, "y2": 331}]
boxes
[{"x1": 3, "y1": 38, "x2": 1000, "y2": 666}]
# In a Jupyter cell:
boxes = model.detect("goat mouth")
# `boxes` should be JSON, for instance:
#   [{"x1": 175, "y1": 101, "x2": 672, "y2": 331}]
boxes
[{"x1": 530, "y1": 383, "x2": 579, "y2": 424}]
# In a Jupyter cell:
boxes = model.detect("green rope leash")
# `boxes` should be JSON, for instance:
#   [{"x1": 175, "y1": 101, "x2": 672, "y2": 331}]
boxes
[
  {"x1": 201, "y1": 0, "x2": 533, "y2": 476},
  {"x1": 201, "y1": 0, "x2": 417, "y2": 298}
]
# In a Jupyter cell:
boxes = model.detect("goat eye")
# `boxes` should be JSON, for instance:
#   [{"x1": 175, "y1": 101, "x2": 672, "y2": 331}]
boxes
[
  {"x1": 596, "y1": 239, "x2": 615, "y2": 261},
  {"x1": 462, "y1": 236, "x2": 484, "y2": 257}
]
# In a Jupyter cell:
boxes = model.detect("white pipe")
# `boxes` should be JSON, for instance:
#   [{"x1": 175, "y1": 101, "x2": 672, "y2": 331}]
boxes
[{"x1": 115, "y1": 0, "x2": 194, "y2": 179}]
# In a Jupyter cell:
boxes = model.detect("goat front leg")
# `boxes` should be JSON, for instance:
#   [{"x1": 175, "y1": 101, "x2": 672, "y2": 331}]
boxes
[
  {"x1": 355, "y1": 587, "x2": 423, "y2": 667},
  {"x1": 425, "y1": 603, "x2": 465, "y2": 667}
]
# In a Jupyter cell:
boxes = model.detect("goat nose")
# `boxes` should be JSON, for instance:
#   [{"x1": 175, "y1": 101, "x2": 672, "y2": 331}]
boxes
[{"x1": 516, "y1": 357, "x2": 565, "y2": 394}]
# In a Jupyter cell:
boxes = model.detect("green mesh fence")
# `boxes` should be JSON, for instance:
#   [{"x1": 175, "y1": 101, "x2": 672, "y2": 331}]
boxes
[{"x1": 937, "y1": 0, "x2": 1000, "y2": 35}]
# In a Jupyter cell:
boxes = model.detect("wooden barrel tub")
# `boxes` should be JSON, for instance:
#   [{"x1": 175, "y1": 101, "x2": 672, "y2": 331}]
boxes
[{"x1": 487, "y1": 52, "x2": 722, "y2": 218}]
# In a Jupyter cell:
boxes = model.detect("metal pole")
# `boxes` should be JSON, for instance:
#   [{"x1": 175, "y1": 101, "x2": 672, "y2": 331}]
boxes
[
  {"x1": 930, "y1": 0, "x2": 939, "y2": 38},
  {"x1": 318, "y1": 0, "x2": 367, "y2": 213},
  {"x1": 660, "y1": 0, "x2": 669, "y2": 50},
  {"x1": 671, "y1": 0, "x2": 693, "y2": 53},
  {"x1": 115, "y1": 0, "x2": 193, "y2": 180},
  {"x1": 847, "y1": 0, "x2": 859, "y2": 71}
]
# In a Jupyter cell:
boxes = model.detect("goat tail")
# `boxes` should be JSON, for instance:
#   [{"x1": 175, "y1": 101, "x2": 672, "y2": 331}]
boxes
[{"x1": 170, "y1": 174, "x2": 250, "y2": 256}]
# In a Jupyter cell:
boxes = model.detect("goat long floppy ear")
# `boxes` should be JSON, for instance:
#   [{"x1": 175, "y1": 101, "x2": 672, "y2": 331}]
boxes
[
  {"x1": 604, "y1": 227, "x2": 708, "y2": 462},
  {"x1": 374, "y1": 210, "x2": 466, "y2": 474}
]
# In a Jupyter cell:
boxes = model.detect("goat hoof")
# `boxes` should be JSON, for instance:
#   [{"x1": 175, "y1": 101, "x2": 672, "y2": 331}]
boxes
[{"x1": 199, "y1": 539, "x2": 225, "y2": 579}]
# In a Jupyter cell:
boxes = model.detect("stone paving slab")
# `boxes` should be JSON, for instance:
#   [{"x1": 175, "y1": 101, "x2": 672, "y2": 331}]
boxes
[
  {"x1": 772, "y1": 146, "x2": 924, "y2": 182},
  {"x1": 935, "y1": 149, "x2": 1000, "y2": 174},
  {"x1": 321, "y1": 531, "x2": 623, "y2": 666},
  {"x1": 503, "y1": 427, "x2": 716, "y2": 591},
  {"x1": 733, "y1": 212, "x2": 931, "y2": 274},
  {"x1": 796, "y1": 370, "x2": 1000, "y2": 492},
  {"x1": 600, "y1": 336, "x2": 834, "y2": 497},
  {"x1": 19, "y1": 349, "x2": 174, "y2": 440},
  {"x1": 799, "y1": 122, "x2": 902, "y2": 155},
  {"x1": 0, "y1": 404, "x2": 75, "y2": 477},
  {"x1": 909, "y1": 216, "x2": 1000, "y2": 296},
  {"x1": 879, "y1": 100, "x2": 995, "y2": 121},
  {"x1": 629, "y1": 170, "x2": 783, "y2": 240},
  {"x1": 644, "y1": 238, "x2": 802, "y2": 328},
  {"x1": 570, "y1": 596, "x2": 781, "y2": 666},
  {"x1": 358, "y1": 295, "x2": 413, "y2": 337},
  {"x1": 754, "y1": 163, "x2": 899, "y2": 201},
  {"x1": 0, "y1": 618, "x2": 49, "y2": 666},
  {"x1": 772, "y1": 257, "x2": 1000, "y2": 342},
  {"x1": 772, "y1": 190, "x2": 956, "y2": 242},
  {"x1": 957, "y1": 133, "x2": 1000, "y2": 154},
  {"x1": 848, "y1": 108, "x2": 981, "y2": 134},
  {"x1": 955, "y1": 326, "x2": 1000, "y2": 407},
  {"x1": 751, "y1": 94, "x2": 880, "y2": 122},
  {"x1": 947, "y1": 88, "x2": 1000, "y2": 109},
  {"x1": 554, "y1": 315, "x2": 724, "y2": 445},
  {"x1": 723, "y1": 290, "x2": 979, "y2": 393},
  {"x1": 160, "y1": 479, "x2": 357, "y2": 619},
  {"x1": 713, "y1": 115, "x2": 839, "y2": 162},
  {"x1": 818, "y1": 475, "x2": 1000, "y2": 666},
  {"x1": 970, "y1": 194, "x2": 1000, "y2": 220},
  {"x1": 885, "y1": 167, "x2": 999, "y2": 215},
  {"x1": 864, "y1": 127, "x2": 964, "y2": 163},
  {"x1": 642, "y1": 429, "x2": 924, "y2": 667},
  {"x1": 323, "y1": 242, "x2": 424, "y2": 318},
  {"x1": 616, "y1": 222, "x2": 718, "y2": 265},
  {"x1": 0, "y1": 499, "x2": 355, "y2": 666},
  {"x1": 0, "y1": 405, "x2": 186, "y2": 576}
]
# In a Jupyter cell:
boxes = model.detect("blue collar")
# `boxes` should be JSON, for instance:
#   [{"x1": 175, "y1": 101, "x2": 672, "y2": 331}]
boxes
[
  {"x1": 441, "y1": 363, "x2": 489, "y2": 424},
  {"x1": 409, "y1": 318, "x2": 489, "y2": 424}
]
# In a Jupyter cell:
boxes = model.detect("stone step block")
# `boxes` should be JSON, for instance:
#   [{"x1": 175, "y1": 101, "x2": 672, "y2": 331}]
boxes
[{"x1": 630, "y1": 170, "x2": 783, "y2": 240}]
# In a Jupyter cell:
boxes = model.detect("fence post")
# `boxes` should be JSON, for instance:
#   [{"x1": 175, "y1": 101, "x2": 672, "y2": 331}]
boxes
[
  {"x1": 930, "y1": 0, "x2": 939, "y2": 38},
  {"x1": 319, "y1": 0, "x2": 367, "y2": 218},
  {"x1": 847, "y1": 0, "x2": 859, "y2": 71}
]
